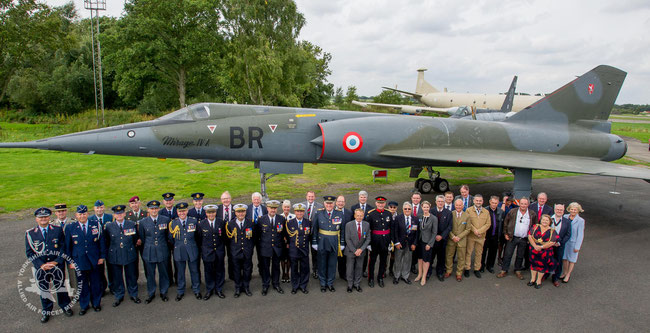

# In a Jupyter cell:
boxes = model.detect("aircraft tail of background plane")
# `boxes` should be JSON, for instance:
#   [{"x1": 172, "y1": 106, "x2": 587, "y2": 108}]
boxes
[
  {"x1": 506, "y1": 65, "x2": 626, "y2": 125},
  {"x1": 499, "y1": 76, "x2": 517, "y2": 113},
  {"x1": 416, "y1": 68, "x2": 439, "y2": 95}
]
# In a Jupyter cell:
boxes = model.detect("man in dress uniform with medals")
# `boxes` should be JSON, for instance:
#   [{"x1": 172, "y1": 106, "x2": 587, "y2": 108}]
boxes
[
  {"x1": 25, "y1": 207, "x2": 74, "y2": 323},
  {"x1": 366, "y1": 196, "x2": 394, "y2": 288},
  {"x1": 167, "y1": 202, "x2": 202, "y2": 301},
  {"x1": 225, "y1": 204, "x2": 255, "y2": 297},
  {"x1": 312, "y1": 195, "x2": 345, "y2": 293},
  {"x1": 196, "y1": 204, "x2": 227, "y2": 300},
  {"x1": 138, "y1": 200, "x2": 171, "y2": 303},
  {"x1": 126, "y1": 196, "x2": 148, "y2": 282},
  {"x1": 52, "y1": 203, "x2": 78, "y2": 298},
  {"x1": 159, "y1": 192, "x2": 177, "y2": 285},
  {"x1": 88, "y1": 200, "x2": 112, "y2": 295},
  {"x1": 256, "y1": 200, "x2": 286, "y2": 295},
  {"x1": 285, "y1": 203, "x2": 310, "y2": 294},
  {"x1": 64, "y1": 205, "x2": 105, "y2": 315},
  {"x1": 104, "y1": 205, "x2": 141, "y2": 307}
]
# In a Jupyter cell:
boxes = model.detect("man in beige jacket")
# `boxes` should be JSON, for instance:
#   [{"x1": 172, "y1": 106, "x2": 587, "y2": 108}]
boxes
[
  {"x1": 464, "y1": 194, "x2": 491, "y2": 278},
  {"x1": 445, "y1": 199, "x2": 470, "y2": 282}
]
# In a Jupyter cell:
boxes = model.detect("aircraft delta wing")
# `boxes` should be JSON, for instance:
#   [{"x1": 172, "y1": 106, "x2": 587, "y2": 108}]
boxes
[{"x1": 1, "y1": 65, "x2": 648, "y2": 199}]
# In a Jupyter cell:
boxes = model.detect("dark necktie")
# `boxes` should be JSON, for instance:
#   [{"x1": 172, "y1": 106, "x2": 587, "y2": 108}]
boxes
[
  {"x1": 406, "y1": 217, "x2": 411, "y2": 234},
  {"x1": 119, "y1": 223, "x2": 124, "y2": 233},
  {"x1": 42, "y1": 227, "x2": 47, "y2": 240},
  {"x1": 82, "y1": 224, "x2": 87, "y2": 235},
  {"x1": 210, "y1": 220, "x2": 214, "y2": 229},
  {"x1": 182, "y1": 220, "x2": 186, "y2": 228},
  {"x1": 491, "y1": 210, "x2": 497, "y2": 236},
  {"x1": 307, "y1": 204, "x2": 312, "y2": 218},
  {"x1": 225, "y1": 206, "x2": 230, "y2": 220}
]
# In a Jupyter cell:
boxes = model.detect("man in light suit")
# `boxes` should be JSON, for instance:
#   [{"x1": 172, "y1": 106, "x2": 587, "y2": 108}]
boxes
[
  {"x1": 350, "y1": 190, "x2": 374, "y2": 278},
  {"x1": 549, "y1": 203, "x2": 571, "y2": 287},
  {"x1": 464, "y1": 195, "x2": 491, "y2": 278},
  {"x1": 302, "y1": 190, "x2": 323, "y2": 279},
  {"x1": 445, "y1": 199, "x2": 470, "y2": 282},
  {"x1": 344, "y1": 209, "x2": 370, "y2": 292},
  {"x1": 392, "y1": 202, "x2": 418, "y2": 284},
  {"x1": 217, "y1": 191, "x2": 234, "y2": 281},
  {"x1": 454, "y1": 185, "x2": 473, "y2": 211}
]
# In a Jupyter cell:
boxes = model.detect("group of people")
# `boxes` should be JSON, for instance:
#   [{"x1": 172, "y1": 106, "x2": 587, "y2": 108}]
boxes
[{"x1": 25, "y1": 186, "x2": 586, "y2": 323}]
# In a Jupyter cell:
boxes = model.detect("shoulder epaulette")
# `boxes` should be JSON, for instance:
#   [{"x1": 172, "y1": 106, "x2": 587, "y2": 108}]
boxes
[
  {"x1": 317, "y1": 208, "x2": 324, "y2": 211},
  {"x1": 367, "y1": 209, "x2": 376, "y2": 213}
]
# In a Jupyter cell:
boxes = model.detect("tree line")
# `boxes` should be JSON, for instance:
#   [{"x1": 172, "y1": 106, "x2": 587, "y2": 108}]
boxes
[{"x1": 1, "y1": 0, "x2": 336, "y2": 115}]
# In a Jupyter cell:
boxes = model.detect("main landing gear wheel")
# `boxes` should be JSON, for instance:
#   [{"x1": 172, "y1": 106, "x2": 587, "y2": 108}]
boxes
[
  {"x1": 435, "y1": 178, "x2": 449, "y2": 193},
  {"x1": 418, "y1": 179, "x2": 434, "y2": 193},
  {"x1": 411, "y1": 166, "x2": 449, "y2": 194}
]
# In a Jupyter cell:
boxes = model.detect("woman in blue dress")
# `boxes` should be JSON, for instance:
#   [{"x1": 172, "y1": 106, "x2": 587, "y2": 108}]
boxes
[{"x1": 561, "y1": 202, "x2": 585, "y2": 283}]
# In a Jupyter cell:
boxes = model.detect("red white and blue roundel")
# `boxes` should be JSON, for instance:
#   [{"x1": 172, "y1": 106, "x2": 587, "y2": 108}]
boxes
[{"x1": 342, "y1": 132, "x2": 363, "y2": 153}]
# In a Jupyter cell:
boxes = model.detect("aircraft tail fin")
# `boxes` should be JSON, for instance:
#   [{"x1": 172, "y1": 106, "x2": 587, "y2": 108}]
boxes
[
  {"x1": 506, "y1": 65, "x2": 626, "y2": 124},
  {"x1": 499, "y1": 76, "x2": 517, "y2": 113},
  {"x1": 415, "y1": 68, "x2": 439, "y2": 95}
]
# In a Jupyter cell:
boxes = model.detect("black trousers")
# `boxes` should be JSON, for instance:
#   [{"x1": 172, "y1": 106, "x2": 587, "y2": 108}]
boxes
[
  {"x1": 501, "y1": 237, "x2": 527, "y2": 272},
  {"x1": 481, "y1": 236, "x2": 499, "y2": 270},
  {"x1": 290, "y1": 255, "x2": 310, "y2": 290},
  {"x1": 226, "y1": 246, "x2": 234, "y2": 280},
  {"x1": 36, "y1": 263, "x2": 71, "y2": 313},
  {"x1": 432, "y1": 239, "x2": 447, "y2": 276},
  {"x1": 311, "y1": 247, "x2": 318, "y2": 274},
  {"x1": 232, "y1": 255, "x2": 253, "y2": 291},
  {"x1": 338, "y1": 256, "x2": 347, "y2": 279},
  {"x1": 368, "y1": 245, "x2": 388, "y2": 281},
  {"x1": 260, "y1": 253, "x2": 281, "y2": 288},
  {"x1": 203, "y1": 255, "x2": 225, "y2": 293}
]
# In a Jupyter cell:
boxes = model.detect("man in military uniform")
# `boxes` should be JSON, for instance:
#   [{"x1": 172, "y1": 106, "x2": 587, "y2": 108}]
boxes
[
  {"x1": 167, "y1": 202, "x2": 201, "y2": 301},
  {"x1": 159, "y1": 192, "x2": 177, "y2": 285},
  {"x1": 25, "y1": 207, "x2": 74, "y2": 322},
  {"x1": 188, "y1": 192, "x2": 207, "y2": 221},
  {"x1": 196, "y1": 204, "x2": 226, "y2": 300},
  {"x1": 225, "y1": 204, "x2": 255, "y2": 297},
  {"x1": 88, "y1": 200, "x2": 112, "y2": 294},
  {"x1": 65, "y1": 205, "x2": 105, "y2": 315},
  {"x1": 366, "y1": 196, "x2": 393, "y2": 288},
  {"x1": 52, "y1": 203, "x2": 77, "y2": 298},
  {"x1": 312, "y1": 195, "x2": 345, "y2": 292},
  {"x1": 104, "y1": 205, "x2": 141, "y2": 307},
  {"x1": 464, "y1": 194, "x2": 490, "y2": 278},
  {"x1": 285, "y1": 203, "x2": 310, "y2": 294},
  {"x1": 256, "y1": 200, "x2": 286, "y2": 295},
  {"x1": 445, "y1": 199, "x2": 470, "y2": 282},
  {"x1": 126, "y1": 196, "x2": 147, "y2": 281},
  {"x1": 138, "y1": 200, "x2": 170, "y2": 303}
]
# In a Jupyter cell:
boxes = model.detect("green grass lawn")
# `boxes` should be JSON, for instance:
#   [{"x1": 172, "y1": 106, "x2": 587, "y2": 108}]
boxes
[{"x1": 611, "y1": 122, "x2": 650, "y2": 142}]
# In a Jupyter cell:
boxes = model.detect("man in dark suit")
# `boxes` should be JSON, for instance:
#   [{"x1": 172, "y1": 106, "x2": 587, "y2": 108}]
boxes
[
  {"x1": 302, "y1": 190, "x2": 323, "y2": 279},
  {"x1": 226, "y1": 204, "x2": 255, "y2": 297},
  {"x1": 430, "y1": 195, "x2": 453, "y2": 281},
  {"x1": 88, "y1": 200, "x2": 112, "y2": 294},
  {"x1": 345, "y1": 209, "x2": 371, "y2": 292},
  {"x1": 104, "y1": 205, "x2": 140, "y2": 307},
  {"x1": 138, "y1": 200, "x2": 171, "y2": 303},
  {"x1": 25, "y1": 207, "x2": 73, "y2": 322},
  {"x1": 549, "y1": 203, "x2": 572, "y2": 287},
  {"x1": 350, "y1": 190, "x2": 374, "y2": 278},
  {"x1": 454, "y1": 185, "x2": 473, "y2": 211},
  {"x1": 312, "y1": 196, "x2": 345, "y2": 292},
  {"x1": 497, "y1": 197, "x2": 538, "y2": 280},
  {"x1": 188, "y1": 192, "x2": 207, "y2": 221},
  {"x1": 335, "y1": 195, "x2": 354, "y2": 280},
  {"x1": 481, "y1": 196, "x2": 505, "y2": 274},
  {"x1": 392, "y1": 202, "x2": 418, "y2": 284},
  {"x1": 217, "y1": 191, "x2": 234, "y2": 281},
  {"x1": 285, "y1": 204, "x2": 311, "y2": 294},
  {"x1": 126, "y1": 196, "x2": 148, "y2": 282},
  {"x1": 256, "y1": 200, "x2": 286, "y2": 295},
  {"x1": 411, "y1": 192, "x2": 424, "y2": 219},
  {"x1": 167, "y1": 202, "x2": 201, "y2": 301},
  {"x1": 159, "y1": 192, "x2": 177, "y2": 284},
  {"x1": 196, "y1": 204, "x2": 226, "y2": 299},
  {"x1": 65, "y1": 205, "x2": 106, "y2": 315}
]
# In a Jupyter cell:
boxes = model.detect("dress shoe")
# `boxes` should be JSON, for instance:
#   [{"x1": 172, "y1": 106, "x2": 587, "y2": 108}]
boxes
[
  {"x1": 515, "y1": 271, "x2": 524, "y2": 280},
  {"x1": 527, "y1": 281, "x2": 535, "y2": 286},
  {"x1": 463, "y1": 270, "x2": 470, "y2": 278},
  {"x1": 291, "y1": 289, "x2": 297, "y2": 294},
  {"x1": 175, "y1": 294, "x2": 184, "y2": 301},
  {"x1": 216, "y1": 291, "x2": 226, "y2": 299},
  {"x1": 444, "y1": 273, "x2": 451, "y2": 278},
  {"x1": 426, "y1": 273, "x2": 432, "y2": 279},
  {"x1": 93, "y1": 306, "x2": 101, "y2": 312},
  {"x1": 411, "y1": 267, "x2": 418, "y2": 275},
  {"x1": 203, "y1": 291, "x2": 213, "y2": 300},
  {"x1": 244, "y1": 289, "x2": 252, "y2": 297},
  {"x1": 368, "y1": 279, "x2": 374, "y2": 288},
  {"x1": 312, "y1": 272, "x2": 318, "y2": 279},
  {"x1": 161, "y1": 294, "x2": 169, "y2": 302},
  {"x1": 301, "y1": 288, "x2": 309, "y2": 294},
  {"x1": 535, "y1": 283, "x2": 542, "y2": 289},
  {"x1": 487, "y1": 267, "x2": 495, "y2": 274},
  {"x1": 79, "y1": 308, "x2": 88, "y2": 316},
  {"x1": 320, "y1": 286, "x2": 327, "y2": 293},
  {"x1": 497, "y1": 271, "x2": 507, "y2": 278},
  {"x1": 347, "y1": 287, "x2": 353, "y2": 293},
  {"x1": 112, "y1": 298, "x2": 122, "y2": 307},
  {"x1": 40, "y1": 314, "x2": 50, "y2": 323},
  {"x1": 274, "y1": 286, "x2": 284, "y2": 294},
  {"x1": 393, "y1": 278, "x2": 399, "y2": 285},
  {"x1": 474, "y1": 270, "x2": 481, "y2": 279},
  {"x1": 145, "y1": 295, "x2": 155, "y2": 304},
  {"x1": 479, "y1": 267, "x2": 485, "y2": 273},
  {"x1": 262, "y1": 287, "x2": 268, "y2": 296},
  {"x1": 378, "y1": 279, "x2": 385, "y2": 288},
  {"x1": 437, "y1": 275, "x2": 444, "y2": 282},
  {"x1": 195, "y1": 293, "x2": 202, "y2": 300},
  {"x1": 329, "y1": 285, "x2": 336, "y2": 292},
  {"x1": 356, "y1": 286, "x2": 363, "y2": 292},
  {"x1": 553, "y1": 281, "x2": 560, "y2": 287},
  {"x1": 131, "y1": 296, "x2": 141, "y2": 304},
  {"x1": 362, "y1": 271, "x2": 368, "y2": 278},
  {"x1": 234, "y1": 291, "x2": 240, "y2": 298},
  {"x1": 64, "y1": 309, "x2": 73, "y2": 317},
  {"x1": 402, "y1": 278, "x2": 412, "y2": 285},
  {"x1": 456, "y1": 275, "x2": 462, "y2": 282}
]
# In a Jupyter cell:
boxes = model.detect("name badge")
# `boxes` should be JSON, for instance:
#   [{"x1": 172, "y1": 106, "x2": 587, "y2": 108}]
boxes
[
  {"x1": 188, "y1": 224, "x2": 196, "y2": 232},
  {"x1": 158, "y1": 224, "x2": 167, "y2": 230},
  {"x1": 91, "y1": 228, "x2": 99, "y2": 235}
]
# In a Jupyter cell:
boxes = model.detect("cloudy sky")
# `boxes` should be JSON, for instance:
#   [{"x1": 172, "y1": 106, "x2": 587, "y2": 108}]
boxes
[{"x1": 48, "y1": 0, "x2": 650, "y2": 103}]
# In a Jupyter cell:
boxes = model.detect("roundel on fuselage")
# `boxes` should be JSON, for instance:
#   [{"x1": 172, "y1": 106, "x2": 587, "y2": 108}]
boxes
[{"x1": 342, "y1": 132, "x2": 363, "y2": 153}]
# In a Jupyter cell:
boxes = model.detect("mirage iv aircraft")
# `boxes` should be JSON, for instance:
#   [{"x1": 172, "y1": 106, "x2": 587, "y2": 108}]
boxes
[{"x1": 1, "y1": 65, "x2": 648, "y2": 199}]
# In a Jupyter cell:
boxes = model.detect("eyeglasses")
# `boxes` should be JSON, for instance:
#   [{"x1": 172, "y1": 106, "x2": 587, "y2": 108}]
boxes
[{"x1": 404, "y1": 208, "x2": 412, "y2": 210}]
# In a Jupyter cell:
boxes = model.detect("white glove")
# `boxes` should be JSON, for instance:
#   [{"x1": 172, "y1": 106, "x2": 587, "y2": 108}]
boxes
[
  {"x1": 340, "y1": 245, "x2": 345, "y2": 251},
  {"x1": 312, "y1": 244, "x2": 318, "y2": 251},
  {"x1": 367, "y1": 245, "x2": 372, "y2": 251}
]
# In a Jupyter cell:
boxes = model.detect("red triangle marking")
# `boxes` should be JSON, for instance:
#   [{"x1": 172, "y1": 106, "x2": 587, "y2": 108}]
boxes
[{"x1": 269, "y1": 124, "x2": 277, "y2": 133}]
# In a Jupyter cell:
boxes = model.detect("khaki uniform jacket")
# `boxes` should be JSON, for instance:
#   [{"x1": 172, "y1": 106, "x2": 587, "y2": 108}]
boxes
[
  {"x1": 466, "y1": 206, "x2": 491, "y2": 239},
  {"x1": 448, "y1": 210, "x2": 471, "y2": 247}
]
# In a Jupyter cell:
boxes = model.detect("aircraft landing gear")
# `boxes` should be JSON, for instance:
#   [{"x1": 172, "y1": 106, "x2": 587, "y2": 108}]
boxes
[
  {"x1": 411, "y1": 166, "x2": 449, "y2": 194},
  {"x1": 260, "y1": 172, "x2": 278, "y2": 202}
]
